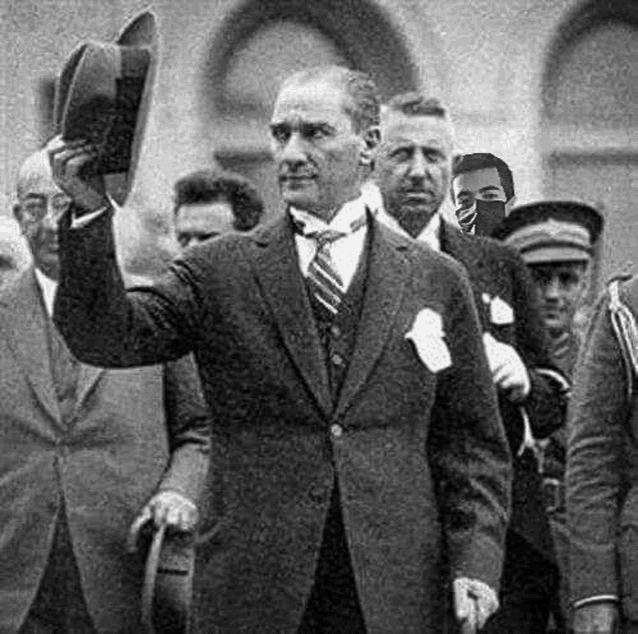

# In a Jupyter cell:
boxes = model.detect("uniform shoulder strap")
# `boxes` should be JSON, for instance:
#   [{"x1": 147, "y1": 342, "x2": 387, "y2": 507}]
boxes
[{"x1": 608, "y1": 278, "x2": 638, "y2": 400}]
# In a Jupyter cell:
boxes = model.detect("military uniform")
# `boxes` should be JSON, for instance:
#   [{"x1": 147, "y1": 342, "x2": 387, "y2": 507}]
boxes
[{"x1": 493, "y1": 200, "x2": 603, "y2": 633}]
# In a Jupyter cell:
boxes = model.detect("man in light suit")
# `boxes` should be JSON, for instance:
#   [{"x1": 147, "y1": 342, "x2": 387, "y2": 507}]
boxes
[
  {"x1": 49, "y1": 66, "x2": 511, "y2": 634},
  {"x1": 0, "y1": 149, "x2": 211, "y2": 634},
  {"x1": 373, "y1": 93, "x2": 568, "y2": 634}
]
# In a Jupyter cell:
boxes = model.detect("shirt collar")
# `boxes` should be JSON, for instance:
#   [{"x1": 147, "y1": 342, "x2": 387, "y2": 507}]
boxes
[
  {"x1": 289, "y1": 193, "x2": 368, "y2": 236},
  {"x1": 376, "y1": 205, "x2": 441, "y2": 251},
  {"x1": 34, "y1": 267, "x2": 58, "y2": 317},
  {"x1": 415, "y1": 214, "x2": 442, "y2": 251}
]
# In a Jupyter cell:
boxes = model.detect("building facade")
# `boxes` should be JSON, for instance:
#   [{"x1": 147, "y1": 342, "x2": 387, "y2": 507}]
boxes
[{"x1": 1, "y1": 0, "x2": 635, "y2": 288}]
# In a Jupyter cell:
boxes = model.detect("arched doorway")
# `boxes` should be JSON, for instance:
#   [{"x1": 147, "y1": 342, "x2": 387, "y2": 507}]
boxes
[
  {"x1": 200, "y1": 0, "x2": 418, "y2": 216},
  {"x1": 541, "y1": 1, "x2": 637, "y2": 292}
]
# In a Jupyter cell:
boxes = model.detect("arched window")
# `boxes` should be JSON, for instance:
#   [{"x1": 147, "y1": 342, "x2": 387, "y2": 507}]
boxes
[
  {"x1": 201, "y1": 0, "x2": 417, "y2": 216},
  {"x1": 542, "y1": 2, "x2": 637, "y2": 290}
]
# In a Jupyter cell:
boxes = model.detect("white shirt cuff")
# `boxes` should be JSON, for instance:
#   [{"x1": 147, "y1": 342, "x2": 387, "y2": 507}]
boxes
[
  {"x1": 70, "y1": 196, "x2": 117, "y2": 229},
  {"x1": 573, "y1": 595, "x2": 619, "y2": 609}
]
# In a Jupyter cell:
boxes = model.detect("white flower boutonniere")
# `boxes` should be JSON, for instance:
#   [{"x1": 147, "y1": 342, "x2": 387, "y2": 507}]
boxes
[{"x1": 405, "y1": 308, "x2": 452, "y2": 373}]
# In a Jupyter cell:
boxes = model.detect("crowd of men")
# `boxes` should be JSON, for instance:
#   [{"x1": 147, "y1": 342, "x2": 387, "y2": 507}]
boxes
[{"x1": 0, "y1": 40, "x2": 635, "y2": 634}]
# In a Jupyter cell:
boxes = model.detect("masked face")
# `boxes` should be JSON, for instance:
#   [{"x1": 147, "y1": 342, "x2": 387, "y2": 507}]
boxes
[
  {"x1": 270, "y1": 78, "x2": 370, "y2": 222},
  {"x1": 14, "y1": 155, "x2": 71, "y2": 281},
  {"x1": 452, "y1": 167, "x2": 508, "y2": 206},
  {"x1": 375, "y1": 112, "x2": 453, "y2": 238},
  {"x1": 529, "y1": 261, "x2": 589, "y2": 337}
]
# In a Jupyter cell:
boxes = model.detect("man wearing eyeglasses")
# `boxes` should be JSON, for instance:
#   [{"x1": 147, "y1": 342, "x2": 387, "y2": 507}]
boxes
[{"x1": 0, "y1": 149, "x2": 211, "y2": 634}]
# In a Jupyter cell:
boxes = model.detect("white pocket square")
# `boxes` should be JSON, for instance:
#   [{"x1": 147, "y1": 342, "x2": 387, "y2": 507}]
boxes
[
  {"x1": 405, "y1": 308, "x2": 452, "y2": 373},
  {"x1": 489, "y1": 296, "x2": 514, "y2": 325}
]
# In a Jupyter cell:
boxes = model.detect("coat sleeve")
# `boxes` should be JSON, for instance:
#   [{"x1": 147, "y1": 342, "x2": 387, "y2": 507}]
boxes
[
  {"x1": 566, "y1": 291, "x2": 629, "y2": 605},
  {"x1": 508, "y1": 249, "x2": 569, "y2": 439},
  {"x1": 157, "y1": 353, "x2": 212, "y2": 506},
  {"x1": 54, "y1": 205, "x2": 207, "y2": 367},
  {"x1": 428, "y1": 266, "x2": 512, "y2": 593}
]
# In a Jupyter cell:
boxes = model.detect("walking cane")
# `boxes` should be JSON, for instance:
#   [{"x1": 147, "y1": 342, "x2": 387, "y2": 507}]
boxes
[{"x1": 142, "y1": 522, "x2": 195, "y2": 634}]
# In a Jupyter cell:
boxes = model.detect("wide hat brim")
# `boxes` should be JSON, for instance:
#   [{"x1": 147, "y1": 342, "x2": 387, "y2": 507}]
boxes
[
  {"x1": 54, "y1": 10, "x2": 158, "y2": 205},
  {"x1": 142, "y1": 523, "x2": 195, "y2": 634}
]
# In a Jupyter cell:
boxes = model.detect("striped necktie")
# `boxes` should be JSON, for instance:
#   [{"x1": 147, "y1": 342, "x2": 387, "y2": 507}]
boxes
[
  {"x1": 295, "y1": 214, "x2": 367, "y2": 319},
  {"x1": 456, "y1": 203, "x2": 477, "y2": 234}
]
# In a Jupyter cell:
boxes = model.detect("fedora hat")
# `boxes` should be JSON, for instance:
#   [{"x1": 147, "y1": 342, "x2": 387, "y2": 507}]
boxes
[
  {"x1": 141, "y1": 523, "x2": 195, "y2": 634},
  {"x1": 54, "y1": 9, "x2": 158, "y2": 204}
]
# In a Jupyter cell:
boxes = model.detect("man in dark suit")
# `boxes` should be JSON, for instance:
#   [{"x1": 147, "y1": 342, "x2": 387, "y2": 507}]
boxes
[
  {"x1": 373, "y1": 92, "x2": 567, "y2": 634},
  {"x1": 566, "y1": 275, "x2": 638, "y2": 634},
  {"x1": 0, "y1": 149, "x2": 211, "y2": 634},
  {"x1": 48, "y1": 66, "x2": 511, "y2": 634}
]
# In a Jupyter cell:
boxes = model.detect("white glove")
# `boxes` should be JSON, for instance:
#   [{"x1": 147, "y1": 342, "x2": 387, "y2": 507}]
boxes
[
  {"x1": 483, "y1": 333, "x2": 530, "y2": 402},
  {"x1": 453, "y1": 577, "x2": 499, "y2": 632}
]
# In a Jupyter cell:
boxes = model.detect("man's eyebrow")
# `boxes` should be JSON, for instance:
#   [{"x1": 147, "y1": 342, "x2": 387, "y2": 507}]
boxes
[{"x1": 478, "y1": 185, "x2": 501, "y2": 193}]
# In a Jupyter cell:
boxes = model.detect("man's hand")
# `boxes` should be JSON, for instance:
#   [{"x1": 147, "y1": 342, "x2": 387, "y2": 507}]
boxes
[
  {"x1": 483, "y1": 333, "x2": 531, "y2": 402},
  {"x1": 453, "y1": 577, "x2": 499, "y2": 633},
  {"x1": 572, "y1": 602, "x2": 619, "y2": 634},
  {"x1": 47, "y1": 135, "x2": 108, "y2": 213},
  {"x1": 127, "y1": 490, "x2": 199, "y2": 553}
]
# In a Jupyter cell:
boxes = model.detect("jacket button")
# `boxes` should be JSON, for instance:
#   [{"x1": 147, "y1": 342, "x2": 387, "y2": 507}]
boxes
[
  {"x1": 330, "y1": 325, "x2": 341, "y2": 338},
  {"x1": 331, "y1": 353, "x2": 344, "y2": 367},
  {"x1": 330, "y1": 424, "x2": 343, "y2": 438}
]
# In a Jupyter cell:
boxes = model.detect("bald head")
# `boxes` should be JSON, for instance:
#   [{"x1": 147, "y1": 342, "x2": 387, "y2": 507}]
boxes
[
  {"x1": 16, "y1": 149, "x2": 53, "y2": 200},
  {"x1": 14, "y1": 149, "x2": 71, "y2": 280}
]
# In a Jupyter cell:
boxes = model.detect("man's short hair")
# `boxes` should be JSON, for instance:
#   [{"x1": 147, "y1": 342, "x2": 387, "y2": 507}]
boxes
[
  {"x1": 173, "y1": 170, "x2": 264, "y2": 232},
  {"x1": 282, "y1": 66, "x2": 380, "y2": 133},
  {"x1": 381, "y1": 92, "x2": 455, "y2": 147},
  {"x1": 384, "y1": 93, "x2": 448, "y2": 119},
  {"x1": 452, "y1": 153, "x2": 515, "y2": 202}
]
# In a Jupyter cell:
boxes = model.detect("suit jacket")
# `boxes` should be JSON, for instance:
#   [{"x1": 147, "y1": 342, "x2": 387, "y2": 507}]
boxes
[
  {"x1": 54, "y1": 209, "x2": 511, "y2": 634},
  {"x1": 440, "y1": 222, "x2": 565, "y2": 563},
  {"x1": 567, "y1": 277, "x2": 638, "y2": 621},
  {"x1": 0, "y1": 268, "x2": 211, "y2": 634}
]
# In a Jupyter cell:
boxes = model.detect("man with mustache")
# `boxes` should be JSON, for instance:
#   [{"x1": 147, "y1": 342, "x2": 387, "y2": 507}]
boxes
[
  {"x1": 0, "y1": 149, "x2": 211, "y2": 634},
  {"x1": 374, "y1": 92, "x2": 567, "y2": 634},
  {"x1": 48, "y1": 66, "x2": 511, "y2": 633}
]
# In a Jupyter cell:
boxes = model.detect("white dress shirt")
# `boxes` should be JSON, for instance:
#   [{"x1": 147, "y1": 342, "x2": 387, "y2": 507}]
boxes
[
  {"x1": 289, "y1": 194, "x2": 369, "y2": 293},
  {"x1": 375, "y1": 205, "x2": 442, "y2": 251},
  {"x1": 34, "y1": 268, "x2": 58, "y2": 317}
]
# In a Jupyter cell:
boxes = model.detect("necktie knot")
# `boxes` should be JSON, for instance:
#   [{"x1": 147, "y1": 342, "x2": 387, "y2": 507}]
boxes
[{"x1": 308, "y1": 228, "x2": 347, "y2": 250}]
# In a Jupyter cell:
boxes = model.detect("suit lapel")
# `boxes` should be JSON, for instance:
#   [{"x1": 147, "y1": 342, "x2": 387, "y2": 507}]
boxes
[
  {"x1": 440, "y1": 222, "x2": 491, "y2": 322},
  {"x1": 0, "y1": 269, "x2": 60, "y2": 422},
  {"x1": 335, "y1": 220, "x2": 411, "y2": 419},
  {"x1": 75, "y1": 364, "x2": 105, "y2": 410},
  {"x1": 250, "y1": 216, "x2": 333, "y2": 417}
]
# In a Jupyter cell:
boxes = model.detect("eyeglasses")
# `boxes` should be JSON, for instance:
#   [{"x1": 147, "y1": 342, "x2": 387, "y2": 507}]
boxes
[{"x1": 19, "y1": 194, "x2": 72, "y2": 223}]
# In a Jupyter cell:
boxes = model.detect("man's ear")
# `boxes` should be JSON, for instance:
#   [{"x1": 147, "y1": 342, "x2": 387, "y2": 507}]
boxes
[
  {"x1": 505, "y1": 195, "x2": 517, "y2": 216},
  {"x1": 360, "y1": 126, "x2": 380, "y2": 167}
]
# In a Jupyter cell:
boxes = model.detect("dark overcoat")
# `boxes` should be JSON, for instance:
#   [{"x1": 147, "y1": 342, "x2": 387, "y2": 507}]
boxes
[
  {"x1": 440, "y1": 222, "x2": 565, "y2": 563},
  {"x1": 0, "y1": 268, "x2": 210, "y2": 634},
  {"x1": 54, "y1": 211, "x2": 512, "y2": 634}
]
